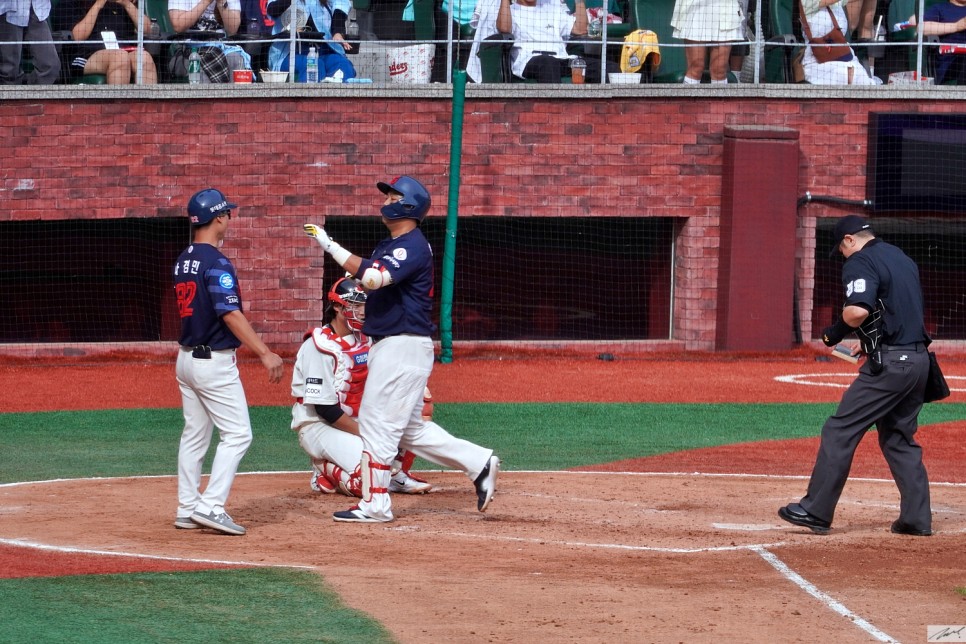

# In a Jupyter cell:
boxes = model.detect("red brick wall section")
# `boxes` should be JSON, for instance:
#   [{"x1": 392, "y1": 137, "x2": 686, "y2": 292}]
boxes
[{"x1": 2, "y1": 97, "x2": 962, "y2": 350}]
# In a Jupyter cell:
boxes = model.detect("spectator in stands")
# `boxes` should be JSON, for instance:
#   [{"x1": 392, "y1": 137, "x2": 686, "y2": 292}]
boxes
[
  {"x1": 266, "y1": 0, "x2": 356, "y2": 81},
  {"x1": 845, "y1": 0, "x2": 876, "y2": 40},
  {"x1": 466, "y1": 0, "x2": 498, "y2": 82},
  {"x1": 52, "y1": 0, "x2": 159, "y2": 84},
  {"x1": 800, "y1": 0, "x2": 876, "y2": 85},
  {"x1": 241, "y1": 0, "x2": 272, "y2": 32},
  {"x1": 168, "y1": 0, "x2": 241, "y2": 34},
  {"x1": 909, "y1": 1, "x2": 966, "y2": 85},
  {"x1": 365, "y1": 0, "x2": 412, "y2": 40},
  {"x1": 563, "y1": 0, "x2": 621, "y2": 24},
  {"x1": 495, "y1": 0, "x2": 617, "y2": 83},
  {"x1": 0, "y1": 0, "x2": 61, "y2": 84},
  {"x1": 671, "y1": 0, "x2": 743, "y2": 83},
  {"x1": 403, "y1": 0, "x2": 476, "y2": 83}
]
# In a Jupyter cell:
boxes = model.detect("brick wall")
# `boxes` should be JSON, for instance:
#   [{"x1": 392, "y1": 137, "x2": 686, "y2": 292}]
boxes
[{"x1": 3, "y1": 95, "x2": 963, "y2": 351}]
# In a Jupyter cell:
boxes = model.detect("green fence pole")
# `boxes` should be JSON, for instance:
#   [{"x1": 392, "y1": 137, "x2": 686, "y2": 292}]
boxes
[{"x1": 439, "y1": 70, "x2": 466, "y2": 364}]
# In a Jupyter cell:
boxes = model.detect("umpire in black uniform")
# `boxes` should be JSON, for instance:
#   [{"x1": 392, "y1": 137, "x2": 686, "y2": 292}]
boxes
[{"x1": 779, "y1": 215, "x2": 933, "y2": 536}]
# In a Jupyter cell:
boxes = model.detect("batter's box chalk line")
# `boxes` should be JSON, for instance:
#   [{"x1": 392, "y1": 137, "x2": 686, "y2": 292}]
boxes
[{"x1": 776, "y1": 372, "x2": 966, "y2": 393}]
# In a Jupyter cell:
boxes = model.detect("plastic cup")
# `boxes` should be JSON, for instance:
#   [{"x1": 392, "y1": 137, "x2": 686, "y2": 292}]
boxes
[{"x1": 571, "y1": 58, "x2": 586, "y2": 85}]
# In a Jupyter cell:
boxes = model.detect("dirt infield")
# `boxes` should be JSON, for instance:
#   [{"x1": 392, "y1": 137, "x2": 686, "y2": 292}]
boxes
[{"x1": 1, "y1": 351, "x2": 964, "y2": 642}]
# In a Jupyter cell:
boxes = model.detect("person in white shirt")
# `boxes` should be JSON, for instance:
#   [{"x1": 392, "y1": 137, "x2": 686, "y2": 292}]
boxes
[
  {"x1": 496, "y1": 0, "x2": 615, "y2": 82},
  {"x1": 800, "y1": 0, "x2": 876, "y2": 85}
]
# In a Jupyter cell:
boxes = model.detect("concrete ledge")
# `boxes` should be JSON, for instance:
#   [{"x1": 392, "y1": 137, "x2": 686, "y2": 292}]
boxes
[{"x1": 2, "y1": 83, "x2": 965, "y2": 101}]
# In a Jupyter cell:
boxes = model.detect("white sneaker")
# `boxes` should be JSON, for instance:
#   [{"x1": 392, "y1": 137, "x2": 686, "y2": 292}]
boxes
[
  {"x1": 389, "y1": 471, "x2": 432, "y2": 494},
  {"x1": 190, "y1": 510, "x2": 246, "y2": 535}
]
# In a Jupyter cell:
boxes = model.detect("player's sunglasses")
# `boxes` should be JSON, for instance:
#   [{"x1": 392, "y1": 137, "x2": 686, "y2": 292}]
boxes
[{"x1": 218, "y1": 211, "x2": 232, "y2": 219}]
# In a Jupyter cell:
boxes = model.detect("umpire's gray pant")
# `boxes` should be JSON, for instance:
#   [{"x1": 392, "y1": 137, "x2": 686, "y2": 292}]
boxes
[{"x1": 801, "y1": 344, "x2": 932, "y2": 531}]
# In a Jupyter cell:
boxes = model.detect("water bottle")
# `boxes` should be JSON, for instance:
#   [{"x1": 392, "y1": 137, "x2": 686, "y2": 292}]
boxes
[
  {"x1": 187, "y1": 47, "x2": 202, "y2": 84},
  {"x1": 149, "y1": 18, "x2": 160, "y2": 38},
  {"x1": 306, "y1": 46, "x2": 319, "y2": 83},
  {"x1": 247, "y1": 17, "x2": 260, "y2": 35}
]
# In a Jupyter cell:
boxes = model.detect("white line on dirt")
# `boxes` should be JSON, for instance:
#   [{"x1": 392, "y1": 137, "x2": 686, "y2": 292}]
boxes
[
  {"x1": 774, "y1": 372, "x2": 966, "y2": 393},
  {"x1": 753, "y1": 546, "x2": 898, "y2": 643},
  {"x1": 0, "y1": 537, "x2": 313, "y2": 569},
  {"x1": 712, "y1": 523, "x2": 788, "y2": 531},
  {"x1": 413, "y1": 531, "x2": 788, "y2": 554}
]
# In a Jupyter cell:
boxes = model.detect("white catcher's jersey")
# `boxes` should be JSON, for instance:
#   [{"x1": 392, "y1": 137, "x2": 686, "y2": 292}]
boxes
[{"x1": 291, "y1": 326, "x2": 371, "y2": 431}]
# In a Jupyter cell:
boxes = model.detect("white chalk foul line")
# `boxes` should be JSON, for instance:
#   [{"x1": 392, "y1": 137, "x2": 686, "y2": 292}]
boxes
[
  {"x1": 753, "y1": 546, "x2": 898, "y2": 643},
  {"x1": 0, "y1": 537, "x2": 314, "y2": 569},
  {"x1": 405, "y1": 529, "x2": 788, "y2": 554}
]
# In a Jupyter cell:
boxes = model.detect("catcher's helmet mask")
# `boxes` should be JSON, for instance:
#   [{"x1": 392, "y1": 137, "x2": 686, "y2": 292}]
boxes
[
  {"x1": 377, "y1": 175, "x2": 431, "y2": 222},
  {"x1": 327, "y1": 277, "x2": 367, "y2": 332},
  {"x1": 188, "y1": 188, "x2": 237, "y2": 226}
]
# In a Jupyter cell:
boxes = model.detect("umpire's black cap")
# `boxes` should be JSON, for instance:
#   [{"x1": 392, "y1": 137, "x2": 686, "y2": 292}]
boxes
[{"x1": 830, "y1": 215, "x2": 872, "y2": 257}]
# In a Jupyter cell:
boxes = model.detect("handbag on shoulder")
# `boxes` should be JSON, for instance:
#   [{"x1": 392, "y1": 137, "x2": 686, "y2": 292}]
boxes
[
  {"x1": 799, "y1": 2, "x2": 853, "y2": 64},
  {"x1": 924, "y1": 351, "x2": 951, "y2": 403}
]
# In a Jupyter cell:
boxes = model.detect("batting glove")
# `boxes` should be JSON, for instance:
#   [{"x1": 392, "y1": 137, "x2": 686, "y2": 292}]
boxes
[
  {"x1": 303, "y1": 223, "x2": 335, "y2": 252},
  {"x1": 303, "y1": 223, "x2": 352, "y2": 267}
]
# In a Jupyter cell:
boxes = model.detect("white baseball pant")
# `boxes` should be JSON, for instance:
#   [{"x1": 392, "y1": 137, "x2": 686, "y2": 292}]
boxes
[
  {"x1": 298, "y1": 421, "x2": 364, "y2": 474},
  {"x1": 355, "y1": 335, "x2": 492, "y2": 521},
  {"x1": 175, "y1": 348, "x2": 252, "y2": 518}
]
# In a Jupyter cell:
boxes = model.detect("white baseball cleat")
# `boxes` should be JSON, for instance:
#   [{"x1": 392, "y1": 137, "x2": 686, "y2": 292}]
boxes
[
  {"x1": 474, "y1": 455, "x2": 500, "y2": 512},
  {"x1": 389, "y1": 471, "x2": 432, "y2": 494}
]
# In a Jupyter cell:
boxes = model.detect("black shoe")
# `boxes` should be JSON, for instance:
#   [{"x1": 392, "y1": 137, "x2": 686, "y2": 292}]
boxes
[
  {"x1": 778, "y1": 503, "x2": 831, "y2": 535},
  {"x1": 891, "y1": 520, "x2": 932, "y2": 536},
  {"x1": 473, "y1": 455, "x2": 500, "y2": 512}
]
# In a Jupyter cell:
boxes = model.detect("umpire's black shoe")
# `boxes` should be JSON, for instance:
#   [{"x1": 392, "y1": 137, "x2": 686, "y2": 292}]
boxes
[
  {"x1": 891, "y1": 520, "x2": 932, "y2": 536},
  {"x1": 778, "y1": 503, "x2": 831, "y2": 535}
]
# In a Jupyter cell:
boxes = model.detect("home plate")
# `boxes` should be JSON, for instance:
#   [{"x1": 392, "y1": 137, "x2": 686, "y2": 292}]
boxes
[{"x1": 713, "y1": 523, "x2": 785, "y2": 531}]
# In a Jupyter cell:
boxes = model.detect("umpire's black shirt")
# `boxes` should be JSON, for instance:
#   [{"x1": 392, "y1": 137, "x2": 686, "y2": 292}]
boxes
[{"x1": 841, "y1": 238, "x2": 929, "y2": 345}]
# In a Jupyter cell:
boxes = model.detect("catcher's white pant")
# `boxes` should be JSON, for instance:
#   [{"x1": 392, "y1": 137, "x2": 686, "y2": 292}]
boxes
[
  {"x1": 175, "y1": 348, "x2": 252, "y2": 518},
  {"x1": 297, "y1": 421, "x2": 364, "y2": 474},
  {"x1": 356, "y1": 335, "x2": 492, "y2": 521}
]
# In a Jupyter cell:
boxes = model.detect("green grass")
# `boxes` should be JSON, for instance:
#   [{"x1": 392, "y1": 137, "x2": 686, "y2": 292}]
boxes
[
  {"x1": 2, "y1": 403, "x2": 964, "y2": 483},
  {"x1": 0, "y1": 568, "x2": 395, "y2": 643}
]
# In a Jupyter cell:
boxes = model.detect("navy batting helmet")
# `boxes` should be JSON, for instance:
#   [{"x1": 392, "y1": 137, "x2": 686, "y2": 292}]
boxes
[
  {"x1": 187, "y1": 188, "x2": 237, "y2": 226},
  {"x1": 376, "y1": 176, "x2": 431, "y2": 222},
  {"x1": 327, "y1": 277, "x2": 367, "y2": 331}
]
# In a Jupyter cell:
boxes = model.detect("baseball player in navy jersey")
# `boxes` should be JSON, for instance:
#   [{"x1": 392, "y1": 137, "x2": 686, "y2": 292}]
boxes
[
  {"x1": 292, "y1": 276, "x2": 433, "y2": 497},
  {"x1": 173, "y1": 188, "x2": 284, "y2": 536},
  {"x1": 779, "y1": 215, "x2": 933, "y2": 536},
  {"x1": 303, "y1": 175, "x2": 500, "y2": 523}
]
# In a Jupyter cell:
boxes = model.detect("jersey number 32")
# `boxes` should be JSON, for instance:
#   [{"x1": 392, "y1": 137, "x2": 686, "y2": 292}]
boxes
[{"x1": 176, "y1": 282, "x2": 197, "y2": 319}]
